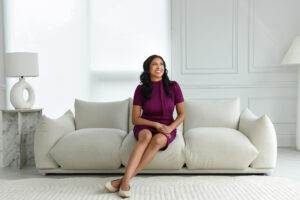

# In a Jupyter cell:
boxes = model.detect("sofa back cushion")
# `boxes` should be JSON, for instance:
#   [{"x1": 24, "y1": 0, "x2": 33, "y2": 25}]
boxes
[
  {"x1": 184, "y1": 97, "x2": 240, "y2": 133},
  {"x1": 128, "y1": 97, "x2": 183, "y2": 133},
  {"x1": 74, "y1": 98, "x2": 129, "y2": 132},
  {"x1": 128, "y1": 97, "x2": 135, "y2": 132}
]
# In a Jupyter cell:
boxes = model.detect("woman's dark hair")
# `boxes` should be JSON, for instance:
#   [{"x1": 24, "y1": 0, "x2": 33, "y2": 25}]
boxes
[{"x1": 139, "y1": 55, "x2": 172, "y2": 100}]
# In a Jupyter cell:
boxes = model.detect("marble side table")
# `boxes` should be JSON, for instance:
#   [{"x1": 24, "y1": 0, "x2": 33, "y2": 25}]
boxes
[{"x1": 1, "y1": 108, "x2": 43, "y2": 169}]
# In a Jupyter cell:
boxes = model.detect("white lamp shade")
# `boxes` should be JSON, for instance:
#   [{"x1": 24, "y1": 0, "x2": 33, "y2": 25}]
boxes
[
  {"x1": 281, "y1": 36, "x2": 300, "y2": 66},
  {"x1": 5, "y1": 52, "x2": 39, "y2": 77}
]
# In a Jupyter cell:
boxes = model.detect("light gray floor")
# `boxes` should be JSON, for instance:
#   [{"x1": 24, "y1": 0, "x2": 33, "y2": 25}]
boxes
[{"x1": 0, "y1": 147, "x2": 300, "y2": 181}]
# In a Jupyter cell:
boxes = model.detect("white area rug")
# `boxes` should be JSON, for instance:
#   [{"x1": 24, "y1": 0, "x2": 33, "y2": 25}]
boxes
[{"x1": 1, "y1": 175, "x2": 300, "y2": 200}]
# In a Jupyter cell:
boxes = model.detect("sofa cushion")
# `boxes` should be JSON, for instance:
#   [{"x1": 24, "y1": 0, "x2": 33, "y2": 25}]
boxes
[
  {"x1": 120, "y1": 130, "x2": 185, "y2": 169},
  {"x1": 74, "y1": 98, "x2": 129, "y2": 132},
  {"x1": 173, "y1": 111, "x2": 184, "y2": 133},
  {"x1": 49, "y1": 128, "x2": 126, "y2": 170},
  {"x1": 184, "y1": 97, "x2": 240, "y2": 133},
  {"x1": 184, "y1": 127, "x2": 258, "y2": 169},
  {"x1": 128, "y1": 97, "x2": 135, "y2": 132},
  {"x1": 128, "y1": 97, "x2": 183, "y2": 133},
  {"x1": 34, "y1": 110, "x2": 75, "y2": 169}
]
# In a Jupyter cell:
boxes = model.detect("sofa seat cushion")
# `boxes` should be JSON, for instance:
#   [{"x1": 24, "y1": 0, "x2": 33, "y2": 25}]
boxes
[
  {"x1": 120, "y1": 130, "x2": 185, "y2": 169},
  {"x1": 49, "y1": 128, "x2": 126, "y2": 170},
  {"x1": 184, "y1": 127, "x2": 258, "y2": 170}
]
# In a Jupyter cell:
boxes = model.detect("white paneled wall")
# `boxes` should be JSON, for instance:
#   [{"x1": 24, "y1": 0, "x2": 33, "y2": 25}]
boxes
[{"x1": 171, "y1": 0, "x2": 300, "y2": 146}]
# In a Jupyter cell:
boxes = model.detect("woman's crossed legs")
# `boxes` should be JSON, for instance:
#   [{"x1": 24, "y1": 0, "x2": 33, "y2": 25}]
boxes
[{"x1": 111, "y1": 129, "x2": 168, "y2": 191}]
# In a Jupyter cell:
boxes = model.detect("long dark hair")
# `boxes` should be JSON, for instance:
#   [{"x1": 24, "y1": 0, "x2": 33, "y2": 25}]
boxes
[{"x1": 139, "y1": 55, "x2": 172, "y2": 100}]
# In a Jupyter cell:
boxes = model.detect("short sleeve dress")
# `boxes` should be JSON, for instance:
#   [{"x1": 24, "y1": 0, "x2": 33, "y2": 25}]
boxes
[{"x1": 132, "y1": 79, "x2": 184, "y2": 151}]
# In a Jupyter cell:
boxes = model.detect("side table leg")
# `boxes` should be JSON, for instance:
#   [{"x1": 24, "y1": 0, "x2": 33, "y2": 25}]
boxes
[{"x1": 2, "y1": 112, "x2": 19, "y2": 168}]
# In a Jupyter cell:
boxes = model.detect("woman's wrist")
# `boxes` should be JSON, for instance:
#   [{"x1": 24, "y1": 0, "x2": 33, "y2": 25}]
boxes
[
  {"x1": 169, "y1": 124, "x2": 175, "y2": 131},
  {"x1": 153, "y1": 122, "x2": 159, "y2": 129}
]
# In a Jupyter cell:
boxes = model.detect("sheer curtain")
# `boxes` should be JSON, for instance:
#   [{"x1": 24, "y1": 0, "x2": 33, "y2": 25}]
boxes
[
  {"x1": 88, "y1": 0, "x2": 171, "y2": 102},
  {"x1": 3, "y1": 0, "x2": 171, "y2": 116},
  {"x1": 3, "y1": 0, "x2": 89, "y2": 117},
  {"x1": 90, "y1": 0, "x2": 171, "y2": 72}
]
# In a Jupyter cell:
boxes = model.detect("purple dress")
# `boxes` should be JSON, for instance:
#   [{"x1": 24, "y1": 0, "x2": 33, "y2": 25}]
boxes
[{"x1": 132, "y1": 79, "x2": 184, "y2": 151}]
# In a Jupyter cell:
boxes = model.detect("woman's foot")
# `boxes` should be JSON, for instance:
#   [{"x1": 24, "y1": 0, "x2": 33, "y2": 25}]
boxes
[
  {"x1": 120, "y1": 181, "x2": 130, "y2": 191},
  {"x1": 104, "y1": 177, "x2": 123, "y2": 193},
  {"x1": 119, "y1": 179, "x2": 131, "y2": 198},
  {"x1": 111, "y1": 178, "x2": 123, "y2": 189}
]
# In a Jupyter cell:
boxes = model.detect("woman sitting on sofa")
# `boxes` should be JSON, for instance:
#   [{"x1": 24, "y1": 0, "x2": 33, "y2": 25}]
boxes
[{"x1": 105, "y1": 54, "x2": 185, "y2": 198}]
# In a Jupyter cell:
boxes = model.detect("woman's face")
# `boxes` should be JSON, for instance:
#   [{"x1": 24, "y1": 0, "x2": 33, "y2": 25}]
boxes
[{"x1": 149, "y1": 57, "x2": 165, "y2": 80}]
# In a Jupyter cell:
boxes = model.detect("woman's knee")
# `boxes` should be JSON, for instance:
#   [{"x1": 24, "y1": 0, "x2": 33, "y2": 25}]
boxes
[
  {"x1": 138, "y1": 129, "x2": 152, "y2": 144},
  {"x1": 150, "y1": 133, "x2": 167, "y2": 147}
]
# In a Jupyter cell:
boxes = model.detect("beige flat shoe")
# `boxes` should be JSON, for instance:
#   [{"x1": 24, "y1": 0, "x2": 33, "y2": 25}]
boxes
[
  {"x1": 104, "y1": 180, "x2": 119, "y2": 193},
  {"x1": 118, "y1": 184, "x2": 131, "y2": 198}
]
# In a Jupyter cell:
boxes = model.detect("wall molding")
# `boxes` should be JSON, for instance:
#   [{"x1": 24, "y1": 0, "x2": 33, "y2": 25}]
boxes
[
  {"x1": 248, "y1": 96, "x2": 297, "y2": 123},
  {"x1": 273, "y1": 123, "x2": 296, "y2": 135},
  {"x1": 181, "y1": 81, "x2": 297, "y2": 89},
  {"x1": 248, "y1": 0, "x2": 289, "y2": 73},
  {"x1": 0, "y1": 84, "x2": 5, "y2": 91},
  {"x1": 181, "y1": 0, "x2": 239, "y2": 74}
]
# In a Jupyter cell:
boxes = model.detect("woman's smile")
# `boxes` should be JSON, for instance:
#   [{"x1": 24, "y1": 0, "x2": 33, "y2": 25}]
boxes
[{"x1": 155, "y1": 69, "x2": 162, "y2": 74}]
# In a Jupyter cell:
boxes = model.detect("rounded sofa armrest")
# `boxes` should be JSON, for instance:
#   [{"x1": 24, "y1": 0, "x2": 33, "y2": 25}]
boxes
[
  {"x1": 238, "y1": 108, "x2": 277, "y2": 169},
  {"x1": 34, "y1": 110, "x2": 75, "y2": 169}
]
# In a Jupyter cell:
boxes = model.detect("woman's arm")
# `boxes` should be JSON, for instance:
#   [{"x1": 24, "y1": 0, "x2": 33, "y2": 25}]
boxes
[
  {"x1": 168, "y1": 102, "x2": 185, "y2": 131},
  {"x1": 156, "y1": 102, "x2": 185, "y2": 136},
  {"x1": 132, "y1": 105, "x2": 158, "y2": 128},
  {"x1": 132, "y1": 101, "x2": 185, "y2": 132}
]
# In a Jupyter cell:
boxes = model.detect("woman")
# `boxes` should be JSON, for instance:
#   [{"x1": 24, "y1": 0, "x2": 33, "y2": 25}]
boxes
[{"x1": 105, "y1": 55, "x2": 185, "y2": 198}]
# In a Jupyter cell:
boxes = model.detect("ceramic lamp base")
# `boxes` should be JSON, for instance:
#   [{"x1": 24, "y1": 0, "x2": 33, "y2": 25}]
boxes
[{"x1": 10, "y1": 77, "x2": 35, "y2": 109}]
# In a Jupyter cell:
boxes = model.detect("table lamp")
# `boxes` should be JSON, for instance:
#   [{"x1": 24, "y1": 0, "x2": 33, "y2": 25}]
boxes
[
  {"x1": 281, "y1": 36, "x2": 300, "y2": 151},
  {"x1": 4, "y1": 52, "x2": 39, "y2": 109}
]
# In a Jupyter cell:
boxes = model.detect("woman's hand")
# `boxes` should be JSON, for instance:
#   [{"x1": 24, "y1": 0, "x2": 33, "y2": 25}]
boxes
[{"x1": 154, "y1": 122, "x2": 172, "y2": 139}]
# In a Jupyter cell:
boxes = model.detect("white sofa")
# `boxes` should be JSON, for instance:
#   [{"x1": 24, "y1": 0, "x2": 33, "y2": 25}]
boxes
[{"x1": 34, "y1": 97, "x2": 277, "y2": 175}]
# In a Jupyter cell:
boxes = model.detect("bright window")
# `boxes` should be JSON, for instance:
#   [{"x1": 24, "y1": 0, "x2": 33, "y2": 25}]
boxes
[{"x1": 89, "y1": 0, "x2": 171, "y2": 72}]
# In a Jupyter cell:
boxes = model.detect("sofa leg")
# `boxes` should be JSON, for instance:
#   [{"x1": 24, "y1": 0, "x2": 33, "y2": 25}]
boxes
[
  {"x1": 38, "y1": 172, "x2": 47, "y2": 176},
  {"x1": 264, "y1": 172, "x2": 273, "y2": 176}
]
